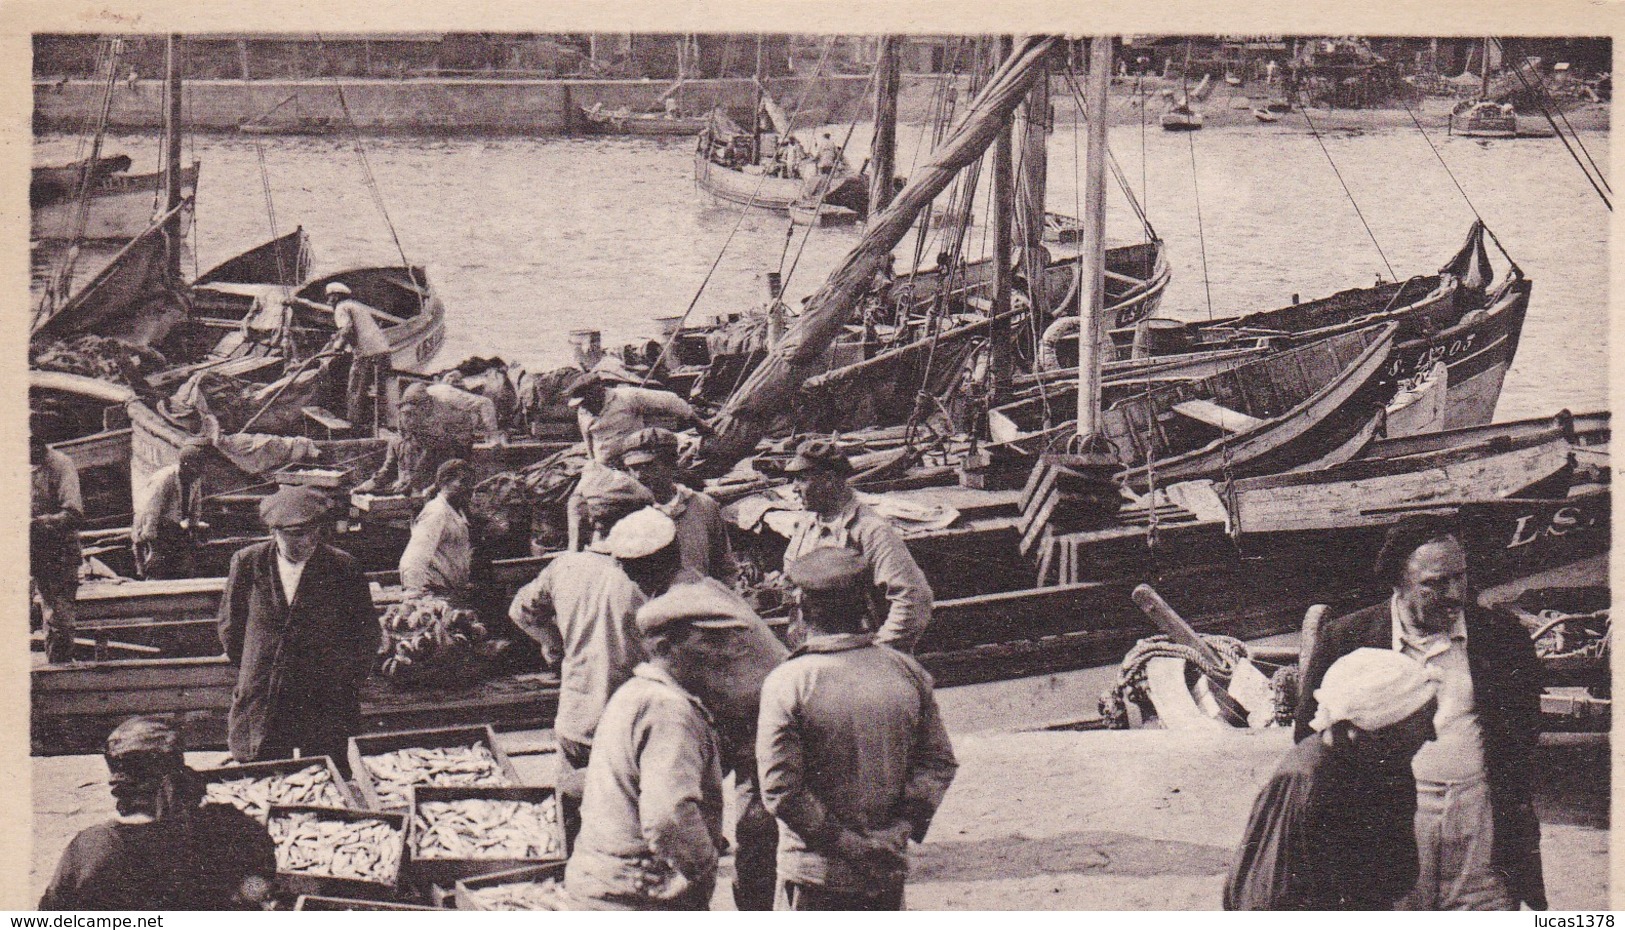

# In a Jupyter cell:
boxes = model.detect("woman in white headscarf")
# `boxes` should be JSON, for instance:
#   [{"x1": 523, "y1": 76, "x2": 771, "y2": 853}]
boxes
[{"x1": 1225, "y1": 649, "x2": 1439, "y2": 910}]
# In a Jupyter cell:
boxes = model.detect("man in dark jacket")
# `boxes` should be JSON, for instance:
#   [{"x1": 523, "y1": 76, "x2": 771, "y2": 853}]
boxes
[
  {"x1": 218, "y1": 486, "x2": 379, "y2": 771},
  {"x1": 1294, "y1": 516, "x2": 1546, "y2": 910},
  {"x1": 40, "y1": 716, "x2": 276, "y2": 911}
]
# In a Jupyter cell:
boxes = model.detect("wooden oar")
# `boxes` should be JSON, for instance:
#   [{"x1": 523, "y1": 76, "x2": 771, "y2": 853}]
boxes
[{"x1": 1131, "y1": 584, "x2": 1276, "y2": 727}]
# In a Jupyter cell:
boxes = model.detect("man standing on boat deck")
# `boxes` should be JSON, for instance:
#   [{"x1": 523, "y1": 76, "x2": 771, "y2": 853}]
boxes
[
  {"x1": 1294, "y1": 516, "x2": 1546, "y2": 911},
  {"x1": 564, "y1": 364, "x2": 706, "y2": 552},
  {"x1": 815, "y1": 131, "x2": 840, "y2": 175},
  {"x1": 1227, "y1": 649, "x2": 1438, "y2": 910},
  {"x1": 322, "y1": 282, "x2": 393, "y2": 432},
  {"x1": 758, "y1": 547, "x2": 958, "y2": 911},
  {"x1": 782, "y1": 438, "x2": 932, "y2": 653},
  {"x1": 563, "y1": 583, "x2": 743, "y2": 910},
  {"x1": 356, "y1": 382, "x2": 469, "y2": 497},
  {"x1": 31, "y1": 411, "x2": 83, "y2": 664},
  {"x1": 621, "y1": 427, "x2": 738, "y2": 587},
  {"x1": 218, "y1": 486, "x2": 378, "y2": 773},
  {"x1": 398, "y1": 458, "x2": 475, "y2": 600},
  {"x1": 132, "y1": 439, "x2": 210, "y2": 580},
  {"x1": 507, "y1": 478, "x2": 656, "y2": 848}
]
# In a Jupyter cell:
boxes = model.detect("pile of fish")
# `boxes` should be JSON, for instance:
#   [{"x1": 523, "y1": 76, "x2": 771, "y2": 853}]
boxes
[
  {"x1": 463, "y1": 876, "x2": 564, "y2": 911},
  {"x1": 413, "y1": 797, "x2": 562, "y2": 861},
  {"x1": 203, "y1": 763, "x2": 350, "y2": 823},
  {"x1": 269, "y1": 811, "x2": 402, "y2": 885},
  {"x1": 377, "y1": 595, "x2": 505, "y2": 686},
  {"x1": 361, "y1": 743, "x2": 512, "y2": 808}
]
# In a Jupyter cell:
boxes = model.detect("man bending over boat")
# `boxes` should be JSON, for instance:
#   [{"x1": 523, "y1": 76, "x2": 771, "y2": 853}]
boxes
[
  {"x1": 782, "y1": 439, "x2": 932, "y2": 653},
  {"x1": 1226, "y1": 648, "x2": 1438, "y2": 910}
]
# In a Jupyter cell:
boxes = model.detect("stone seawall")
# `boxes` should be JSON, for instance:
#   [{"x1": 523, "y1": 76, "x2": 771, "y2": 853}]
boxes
[{"x1": 31, "y1": 74, "x2": 874, "y2": 134}]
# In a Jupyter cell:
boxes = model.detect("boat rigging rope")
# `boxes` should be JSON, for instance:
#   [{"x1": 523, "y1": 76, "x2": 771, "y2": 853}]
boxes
[
  {"x1": 316, "y1": 35, "x2": 415, "y2": 283},
  {"x1": 1496, "y1": 39, "x2": 1610, "y2": 198},
  {"x1": 1295, "y1": 100, "x2": 1398, "y2": 282},
  {"x1": 1503, "y1": 62, "x2": 1612, "y2": 210},
  {"x1": 1186, "y1": 124, "x2": 1216, "y2": 320},
  {"x1": 643, "y1": 38, "x2": 837, "y2": 383},
  {"x1": 254, "y1": 144, "x2": 291, "y2": 291}
]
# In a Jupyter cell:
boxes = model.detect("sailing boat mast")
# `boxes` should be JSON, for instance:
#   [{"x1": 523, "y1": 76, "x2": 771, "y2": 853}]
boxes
[
  {"x1": 868, "y1": 35, "x2": 900, "y2": 216},
  {"x1": 990, "y1": 36, "x2": 1016, "y2": 398},
  {"x1": 752, "y1": 35, "x2": 765, "y2": 161},
  {"x1": 1017, "y1": 39, "x2": 1051, "y2": 332},
  {"x1": 1481, "y1": 36, "x2": 1492, "y2": 100},
  {"x1": 704, "y1": 36, "x2": 1059, "y2": 469},
  {"x1": 163, "y1": 34, "x2": 184, "y2": 281},
  {"x1": 1075, "y1": 36, "x2": 1111, "y2": 439}
]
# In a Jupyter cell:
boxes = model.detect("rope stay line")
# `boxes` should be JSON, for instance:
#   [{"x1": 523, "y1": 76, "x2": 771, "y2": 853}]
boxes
[
  {"x1": 1295, "y1": 99, "x2": 1398, "y2": 282},
  {"x1": 1494, "y1": 38, "x2": 1610, "y2": 197}
]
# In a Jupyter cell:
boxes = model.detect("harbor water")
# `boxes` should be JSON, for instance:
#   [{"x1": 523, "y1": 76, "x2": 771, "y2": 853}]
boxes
[{"x1": 33, "y1": 120, "x2": 1609, "y2": 422}]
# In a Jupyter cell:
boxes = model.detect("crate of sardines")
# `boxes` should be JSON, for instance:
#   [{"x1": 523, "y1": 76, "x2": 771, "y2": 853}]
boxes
[
  {"x1": 197, "y1": 756, "x2": 358, "y2": 825},
  {"x1": 349, "y1": 724, "x2": 521, "y2": 812},
  {"x1": 293, "y1": 895, "x2": 439, "y2": 911},
  {"x1": 406, "y1": 786, "x2": 565, "y2": 887},
  {"x1": 453, "y1": 862, "x2": 568, "y2": 911},
  {"x1": 267, "y1": 805, "x2": 407, "y2": 898}
]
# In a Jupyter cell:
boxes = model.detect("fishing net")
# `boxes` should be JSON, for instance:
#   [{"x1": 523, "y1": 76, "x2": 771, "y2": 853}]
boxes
[{"x1": 31, "y1": 334, "x2": 169, "y2": 394}]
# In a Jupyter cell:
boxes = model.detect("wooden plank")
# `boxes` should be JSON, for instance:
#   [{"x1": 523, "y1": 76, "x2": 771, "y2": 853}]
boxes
[{"x1": 1170, "y1": 399, "x2": 1265, "y2": 434}]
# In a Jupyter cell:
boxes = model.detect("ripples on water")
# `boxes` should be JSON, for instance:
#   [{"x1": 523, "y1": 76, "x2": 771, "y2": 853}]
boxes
[{"x1": 33, "y1": 120, "x2": 1609, "y2": 420}]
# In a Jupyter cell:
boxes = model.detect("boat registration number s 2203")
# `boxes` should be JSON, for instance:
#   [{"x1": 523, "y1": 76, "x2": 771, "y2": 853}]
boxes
[{"x1": 1388, "y1": 332, "x2": 1478, "y2": 380}]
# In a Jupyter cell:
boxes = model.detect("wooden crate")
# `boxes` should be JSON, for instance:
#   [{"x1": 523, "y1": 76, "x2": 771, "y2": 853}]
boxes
[
  {"x1": 406, "y1": 785, "x2": 565, "y2": 887},
  {"x1": 349, "y1": 724, "x2": 521, "y2": 812},
  {"x1": 267, "y1": 805, "x2": 407, "y2": 899},
  {"x1": 293, "y1": 895, "x2": 438, "y2": 911},
  {"x1": 453, "y1": 862, "x2": 568, "y2": 911},
  {"x1": 196, "y1": 755, "x2": 359, "y2": 823}
]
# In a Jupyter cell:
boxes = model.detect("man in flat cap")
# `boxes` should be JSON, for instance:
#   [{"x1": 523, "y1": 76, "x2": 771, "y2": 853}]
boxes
[
  {"x1": 622, "y1": 427, "x2": 737, "y2": 587},
  {"x1": 1294, "y1": 516, "x2": 1545, "y2": 910},
  {"x1": 782, "y1": 438, "x2": 933, "y2": 652},
  {"x1": 1228, "y1": 649, "x2": 1439, "y2": 910},
  {"x1": 31, "y1": 410, "x2": 83, "y2": 663},
  {"x1": 218, "y1": 486, "x2": 378, "y2": 772},
  {"x1": 507, "y1": 487, "x2": 659, "y2": 848},
  {"x1": 757, "y1": 547, "x2": 958, "y2": 910},
  {"x1": 40, "y1": 716, "x2": 277, "y2": 911},
  {"x1": 565, "y1": 582, "x2": 750, "y2": 911},
  {"x1": 132, "y1": 439, "x2": 210, "y2": 580},
  {"x1": 564, "y1": 361, "x2": 705, "y2": 552}
]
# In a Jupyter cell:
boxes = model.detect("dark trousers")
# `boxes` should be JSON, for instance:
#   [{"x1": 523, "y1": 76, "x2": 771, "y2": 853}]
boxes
[
  {"x1": 731, "y1": 769, "x2": 779, "y2": 911},
  {"x1": 557, "y1": 735, "x2": 591, "y2": 855},
  {"x1": 776, "y1": 879, "x2": 905, "y2": 911},
  {"x1": 32, "y1": 570, "x2": 77, "y2": 664}
]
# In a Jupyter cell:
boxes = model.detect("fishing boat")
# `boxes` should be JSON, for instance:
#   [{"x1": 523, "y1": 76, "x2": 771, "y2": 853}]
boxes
[
  {"x1": 1160, "y1": 102, "x2": 1204, "y2": 131},
  {"x1": 1109, "y1": 215, "x2": 1531, "y2": 434},
  {"x1": 32, "y1": 162, "x2": 199, "y2": 243},
  {"x1": 1454, "y1": 101, "x2": 1519, "y2": 138},
  {"x1": 31, "y1": 370, "x2": 135, "y2": 524},
  {"x1": 581, "y1": 102, "x2": 710, "y2": 136},
  {"x1": 1252, "y1": 108, "x2": 1279, "y2": 124}
]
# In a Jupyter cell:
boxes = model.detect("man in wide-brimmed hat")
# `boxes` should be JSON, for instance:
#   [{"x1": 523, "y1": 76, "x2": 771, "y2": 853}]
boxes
[{"x1": 218, "y1": 485, "x2": 378, "y2": 771}]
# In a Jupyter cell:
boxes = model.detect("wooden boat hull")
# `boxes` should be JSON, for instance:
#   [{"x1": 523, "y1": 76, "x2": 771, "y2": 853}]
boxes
[
  {"x1": 1227, "y1": 413, "x2": 1581, "y2": 534},
  {"x1": 582, "y1": 108, "x2": 710, "y2": 135},
  {"x1": 32, "y1": 163, "x2": 199, "y2": 242},
  {"x1": 32, "y1": 371, "x2": 136, "y2": 524},
  {"x1": 693, "y1": 149, "x2": 867, "y2": 215}
]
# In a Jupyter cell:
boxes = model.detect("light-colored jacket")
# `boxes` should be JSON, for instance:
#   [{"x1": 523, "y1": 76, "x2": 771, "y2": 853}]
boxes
[
  {"x1": 508, "y1": 551, "x2": 645, "y2": 746},
  {"x1": 565, "y1": 663, "x2": 724, "y2": 910},
  {"x1": 784, "y1": 498, "x2": 933, "y2": 650},
  {"x1": 577, "y1": 386, "x2": 695, "y2": 465},
  {"x1": 397, "y1": 494, "x2": 472, "y2": 593}
]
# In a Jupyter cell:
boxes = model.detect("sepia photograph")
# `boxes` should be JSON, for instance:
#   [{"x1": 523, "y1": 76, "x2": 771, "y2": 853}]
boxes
[{"x1": 17, "y1": 17, "x2": 1614, "y2": 912}]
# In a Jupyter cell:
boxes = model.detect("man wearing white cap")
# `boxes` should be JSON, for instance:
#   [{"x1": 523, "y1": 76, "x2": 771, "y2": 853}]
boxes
[
  {"x1": 507, "y1": 482, "x2": 657, "y2": 843},
  {"x1": 321, "y1": 282, "x2": 392, "y2": 431},
  {"x1": 621, "y1": 427, "x2": 737, "y2": 587},
  {"x1": 564, "y1": 582, "x2": 749, "y2": 910},
  {"x1": 1227, "y1": 648, "x2": 1439, "y2": 910},
  {"x1": 1294, "y1": 516, "x2": 1546, "y2": 910}
]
